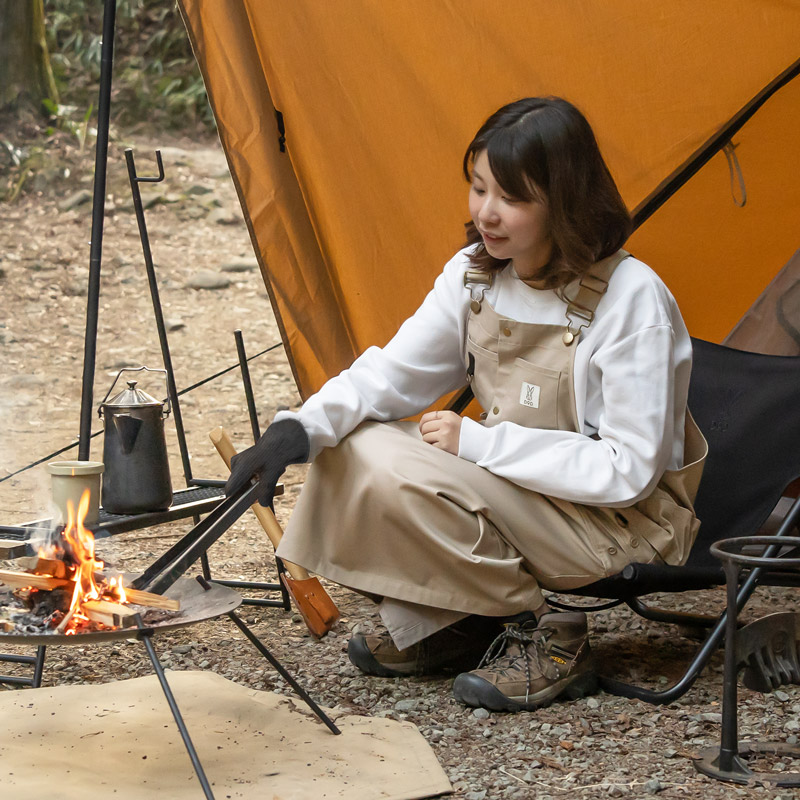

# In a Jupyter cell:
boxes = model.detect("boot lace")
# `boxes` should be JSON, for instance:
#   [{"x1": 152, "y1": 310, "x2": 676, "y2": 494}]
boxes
[{"x1": 477, "y1": 623, "x2": 557, "y2": 703}]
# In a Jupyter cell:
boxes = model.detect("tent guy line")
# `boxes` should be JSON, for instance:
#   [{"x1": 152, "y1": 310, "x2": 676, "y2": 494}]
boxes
[{"x1": 0, "y1": 342, "x2": 284, "y2": 484}]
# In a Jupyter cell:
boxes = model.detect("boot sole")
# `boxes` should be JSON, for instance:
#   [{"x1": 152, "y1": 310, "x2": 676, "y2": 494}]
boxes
[
  {"x1": 347, "y1": 635, "x2": 410, "y2": 678},
  {"x1": 452, "y1": 669, "x2": 598, "y2": 712}
]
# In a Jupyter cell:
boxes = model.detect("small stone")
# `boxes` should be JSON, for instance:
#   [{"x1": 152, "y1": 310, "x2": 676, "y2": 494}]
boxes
[
  {"x1": 186, "y1": 270, "x2": 231, "y2": 290},
  {"x1": 774, "y1": 690, "x2": 790, "y2": 702},
  {"x1": 207, "y1": 207, "x2": 239, "y2": 225},
  {"x1": 142, "y1": 194, "x2": 167, "y2": 210},
  {"x1": 443, "y1": 727, "x2": 458, "y2": 737},
  {"x1": 158, "y1": 146, "x2": 192, "y2": 165},
  {"x1": 607, "y1": 786, "x2": 624, "y2": 798},
  {"x1": 644, "y1": 778, "x2": 663, "y2": 794},
  {"x1": 171, "y1": 644, "x2": 192, "y2": 654},
  {"x1": 220, "y1": 258, "x2": 258, "y2": 273},
  {"x1": 586, "y1": 697, "x2": 600, "y2": 709},
  {"x1": 394, "y1": 699, "x2": 417, "y2": 712},
  {"x1": 699, "y1": 712, "x2": 722, "y2": 724},
  {"x1": 165, "y1": 318, "x2": 186, "y2": 332},
  {"x1": 482, "y1": 728, "x2": 492, "y2": 738},
  {"x1": 62, "y1": 279, "x2": 88, "y2": 297},
  {"x1": 784, "y1": 719, "x2": 800, "y2": 732},
  {"x1": 187, "y1": 183, "x2": 213, "y2": 195},
  {"x1": 465, "y1": 792, "x2": 487, "y2": 800},
  {"x1": 58, "y1": 189, "x2": 91, "y2": 211},
  {"x1": 429, "y1": 730, "x2": 443, "y2": 743},
  {"x1": 472, "y1": 707, "x2": 490, "y2": 720},
  {"x1": 663, "y1": 748, "x2": 678, "y2": 758},
  {"x1": 787, "y1": 735, "x2": 798, "y2": 745}
]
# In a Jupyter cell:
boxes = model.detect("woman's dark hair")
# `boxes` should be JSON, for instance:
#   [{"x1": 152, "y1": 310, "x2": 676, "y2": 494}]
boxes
[{"x1": 463, "y1": 97, "x2": 631, "y2": 288}]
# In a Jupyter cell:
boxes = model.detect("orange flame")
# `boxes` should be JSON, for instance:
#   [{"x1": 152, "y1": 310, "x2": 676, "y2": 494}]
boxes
[{"x1": 53, "y1": 489, "x2": 128, "y2": 633}]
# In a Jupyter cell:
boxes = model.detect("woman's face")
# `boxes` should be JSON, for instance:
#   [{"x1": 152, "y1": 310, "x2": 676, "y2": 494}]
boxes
[{"x1": 468, "y1": 150, "x2": 553, "y2": 286}]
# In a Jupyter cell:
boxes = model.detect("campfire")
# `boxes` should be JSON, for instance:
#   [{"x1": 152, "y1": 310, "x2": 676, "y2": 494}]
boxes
[{"x1": 0, "y1": 490, "x2": 180, "y2": 636}]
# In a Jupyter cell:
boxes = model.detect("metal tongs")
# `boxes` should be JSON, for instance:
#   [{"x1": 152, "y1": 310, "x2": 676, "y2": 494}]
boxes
[{"x1": 132, "y1": 482, "x2": 260, "y2": 595}]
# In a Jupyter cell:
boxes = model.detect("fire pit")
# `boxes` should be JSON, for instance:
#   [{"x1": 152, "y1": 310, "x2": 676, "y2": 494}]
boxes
[
  {"x1": 0, "y1": 571, "x2": 241, "y2": 646},
  {"x1": 0, "y1": 488, "x2": 340, "y2": 800}
]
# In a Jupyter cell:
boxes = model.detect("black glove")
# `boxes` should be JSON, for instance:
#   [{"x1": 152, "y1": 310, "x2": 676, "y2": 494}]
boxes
[{"x1": 225, "y1": 418, "x2": 310, "y2": 507}]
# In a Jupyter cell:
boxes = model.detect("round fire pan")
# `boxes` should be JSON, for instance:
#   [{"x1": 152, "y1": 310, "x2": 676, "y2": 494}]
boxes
[{"x1": 0, "y1": 574, "x2": 242, "y2": 645}]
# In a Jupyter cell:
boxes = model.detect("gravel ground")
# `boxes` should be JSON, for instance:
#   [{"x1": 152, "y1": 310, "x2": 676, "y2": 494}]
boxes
[{"x1": 0, "y1": 130, "x2": 798, "y2": 799}]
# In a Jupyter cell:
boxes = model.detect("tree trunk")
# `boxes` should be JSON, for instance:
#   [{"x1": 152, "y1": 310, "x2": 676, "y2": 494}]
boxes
[{"x1": 0, "y1": 0, "x2": 59, "y2": 111}]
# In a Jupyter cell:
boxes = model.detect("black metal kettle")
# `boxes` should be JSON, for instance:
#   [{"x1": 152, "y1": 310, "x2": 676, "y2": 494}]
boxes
[{"x1": 98, "y1": 366, "x2": 172, "y2": 514}]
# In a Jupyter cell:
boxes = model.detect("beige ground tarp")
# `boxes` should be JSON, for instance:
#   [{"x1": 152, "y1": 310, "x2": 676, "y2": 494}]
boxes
[
  {"x1": 178, "y1": 1, "x2": 800, "y2": 398},
  {"x1": 0, "y1": 670, "x2": 451, "y2": 799}
]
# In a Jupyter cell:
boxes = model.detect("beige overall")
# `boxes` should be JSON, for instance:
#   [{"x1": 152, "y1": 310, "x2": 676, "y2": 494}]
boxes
[{"x1": 277, "y1": 252, "x2": 708, "y2": 649}]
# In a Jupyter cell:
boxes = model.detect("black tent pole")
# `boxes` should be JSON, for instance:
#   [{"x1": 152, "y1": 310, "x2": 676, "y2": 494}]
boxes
[{"x1": 78, "y1": 0, "x2": 117, "y2": 461}]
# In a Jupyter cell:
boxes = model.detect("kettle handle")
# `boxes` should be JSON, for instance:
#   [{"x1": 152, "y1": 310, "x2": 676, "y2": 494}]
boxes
[{"x1": 98, "y1": 366, "x2": 172, "y2": 418}]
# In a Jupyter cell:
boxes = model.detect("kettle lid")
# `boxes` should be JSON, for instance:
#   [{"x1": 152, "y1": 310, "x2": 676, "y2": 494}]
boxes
[{"x1": 104, "y1": 380, "x2": 162, "y2": 408}]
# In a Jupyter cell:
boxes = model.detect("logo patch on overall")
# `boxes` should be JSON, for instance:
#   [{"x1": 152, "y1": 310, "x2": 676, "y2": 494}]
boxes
[{"x1": 519, "y1": 382, "x2": 541, "y2": 408}]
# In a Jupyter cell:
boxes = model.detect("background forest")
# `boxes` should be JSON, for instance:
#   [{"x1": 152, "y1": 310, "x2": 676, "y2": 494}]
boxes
[{"x1": 1, "y1": 0, "x2": 212, "y2": 202}]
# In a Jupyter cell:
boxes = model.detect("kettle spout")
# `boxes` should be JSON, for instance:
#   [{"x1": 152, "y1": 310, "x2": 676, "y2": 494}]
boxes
[{"x1": 112, "y1": 413, "x2": 143, "y2": 455}]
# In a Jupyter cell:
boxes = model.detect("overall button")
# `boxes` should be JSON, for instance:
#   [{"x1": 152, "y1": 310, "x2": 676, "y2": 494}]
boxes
[
  {"x1": 607, "y1": 546, "x2": 618, "y2": 555},
  {"x1": 502, "y1": 327, "x2": 512, "y2": 337},
  {"x1": 630, "y1": 537, "x2": 640, "y2": 548},
  {"x1": 492, "y1": 407, "x2": 500, "y2": 415},
  {"x1": 614, "y1": 513, "x2": 629, "y2": 527}
]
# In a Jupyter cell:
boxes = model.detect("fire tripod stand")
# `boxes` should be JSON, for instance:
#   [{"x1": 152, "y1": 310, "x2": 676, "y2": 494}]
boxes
[{"x1": 135, "y1": 579, "x2": 341, "y2": 800}]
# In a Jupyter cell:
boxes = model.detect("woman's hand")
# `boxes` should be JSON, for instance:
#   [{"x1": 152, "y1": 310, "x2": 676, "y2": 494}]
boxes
[{"x1": 419, "y1": 410, "x2": 463, "y2": 455}]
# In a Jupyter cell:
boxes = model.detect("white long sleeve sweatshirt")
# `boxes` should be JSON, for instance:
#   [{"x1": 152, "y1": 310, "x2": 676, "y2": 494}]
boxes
[{"x1": 274, "y1": 248, "x2": 692, "y2": 508}]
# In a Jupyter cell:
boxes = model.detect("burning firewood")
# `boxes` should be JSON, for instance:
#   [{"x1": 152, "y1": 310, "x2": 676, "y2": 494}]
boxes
[
  {"x1": 0, "y1": 570, "x2": 180, "y2": 611},
  {"x1": 0, "y1": 569, "x2": 70, "y2": 592},
  {"x1": 0, "y1": 490, "x2": 182, "y2": 636},
  {"x1": 15, "y1": 556, "x2": 70, "y2": 580},
  {"x1": 123, "y1": 587, "x2": 180, "y2": 611},
  {"x1": 82, "y1": 599, "x2": 138, "y2": 628}
]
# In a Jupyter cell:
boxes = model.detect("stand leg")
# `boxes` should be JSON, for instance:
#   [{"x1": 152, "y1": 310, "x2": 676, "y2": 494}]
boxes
[
  {"x1": 32, "y1": 645, "x2": 46, "y2": 688},
  {"x1": 275, "y1": 557, "x2": 292, "y2": 611},
  {"x1": 138, "y1": 624, "x2": 216, "y2": 799},
  {"x1": 227, "y1": 611, "x2": 341, "y2": 735},
  {"x1": 713, "y1": 559, "x2": 751, "y2": 777}
]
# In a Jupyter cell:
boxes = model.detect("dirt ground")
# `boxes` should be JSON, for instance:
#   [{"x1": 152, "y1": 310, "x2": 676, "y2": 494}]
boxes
[{"x1": 0, "y1": 131, "x2": 798, "y2": 800}]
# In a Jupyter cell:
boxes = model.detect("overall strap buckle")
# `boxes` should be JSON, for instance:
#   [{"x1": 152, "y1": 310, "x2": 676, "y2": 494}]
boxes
[
  {"x1": 464, "y1": 269, "x2": 493, "y2": 313},
  {"x1": 563, "y1": 250, "x2": 629, "y2": 345}
]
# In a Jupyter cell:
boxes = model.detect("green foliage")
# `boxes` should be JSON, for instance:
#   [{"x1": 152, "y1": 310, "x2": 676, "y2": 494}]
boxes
[{"x1": 43, "y1": 0, "x2": 214, "y2": 132}]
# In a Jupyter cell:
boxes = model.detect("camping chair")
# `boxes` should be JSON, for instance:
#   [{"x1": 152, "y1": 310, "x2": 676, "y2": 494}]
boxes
[{"x1": 549, "y1": 337, "x2": 800, "y2": 704}]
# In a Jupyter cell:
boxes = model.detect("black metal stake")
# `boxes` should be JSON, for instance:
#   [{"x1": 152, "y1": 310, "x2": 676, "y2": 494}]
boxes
[
  {"x1": 234, "y1": 329, "x2": 262, "y2": 441},
  {"x1": 137, "y1": 618, "x2": 215, "y2": 799},
  {"x1": 78, "y1": 0, "x2": 117, "y2": 460},
  {"x1": 125, "y1": 148, "x2": 194, "y2": 486},
  {"x1": 233, "y1": 329, "x2": 291, "y2": 610},
  {"x1": 227, "y1": 611, "x2": 341, "y2": 735}
]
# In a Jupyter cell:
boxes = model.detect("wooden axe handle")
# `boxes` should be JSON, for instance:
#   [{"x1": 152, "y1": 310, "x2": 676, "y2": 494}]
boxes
[{"x1": 209, "y1": 426, "x2": 311, "y2": 582}]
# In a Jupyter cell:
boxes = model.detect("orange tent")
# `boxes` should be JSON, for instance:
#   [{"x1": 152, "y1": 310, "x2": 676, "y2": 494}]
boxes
[{"x1": 178, "y1": 1, "x2": 800, "y2": 399}]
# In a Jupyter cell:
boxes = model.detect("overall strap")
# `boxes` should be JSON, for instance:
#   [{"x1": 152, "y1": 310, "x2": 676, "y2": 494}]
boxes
[{"x1": 563, "y1": 250, "x2": 629, "y2": 345}]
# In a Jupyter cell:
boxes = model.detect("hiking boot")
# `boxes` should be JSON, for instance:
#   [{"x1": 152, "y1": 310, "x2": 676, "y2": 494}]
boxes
[
  {"x1": 451, "y1": 611, "x2": 597, "y2": 711},
  {"x1": 347, "y1": 615, "x2": 519, "y2": 678}
]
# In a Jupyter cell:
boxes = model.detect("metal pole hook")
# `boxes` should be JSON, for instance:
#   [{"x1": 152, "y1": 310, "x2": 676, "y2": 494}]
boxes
[{"x1": 124, "y1": 148, "x2": 165, "y2": 183}]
